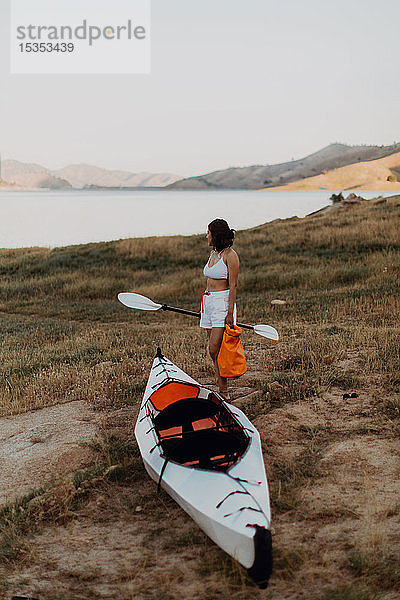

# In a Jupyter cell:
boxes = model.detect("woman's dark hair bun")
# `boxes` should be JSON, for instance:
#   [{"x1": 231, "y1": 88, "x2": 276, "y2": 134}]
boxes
[{"x1": 208, "y1": 218, "x2": 235, "y2": 251}]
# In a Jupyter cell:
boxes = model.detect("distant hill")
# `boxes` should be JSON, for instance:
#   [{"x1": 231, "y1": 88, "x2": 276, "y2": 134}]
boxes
[
  {"x1": 264, "y1": 152, "x2": 400, "y2": 191},
  {"x1": 53, "y1": 164, "x2": 180, "y2": 189},
  {"x1": 1, "y1": 161, "x2": 72, "y2": 189},
  {"x1": 2, "y1": 160, "x2": 181, "y2": 190},
  {"x1": 168, "y1": 143, "x2": 400, "y2": 189}
]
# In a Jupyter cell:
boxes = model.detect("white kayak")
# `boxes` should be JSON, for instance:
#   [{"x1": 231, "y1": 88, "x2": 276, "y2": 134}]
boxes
[{"x1": 135, "y1": 348, "x2": 273, "y2": 587}]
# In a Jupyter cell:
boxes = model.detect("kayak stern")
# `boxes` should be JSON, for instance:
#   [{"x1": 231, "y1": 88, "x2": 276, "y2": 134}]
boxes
[{"x1": 247, "y1": 525, "x2": 273, "y2": 588}]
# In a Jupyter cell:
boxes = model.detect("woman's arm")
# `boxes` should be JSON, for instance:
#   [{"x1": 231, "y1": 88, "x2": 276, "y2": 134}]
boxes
[{"x1": 225, "y1": 249, "x2": 239, "y2": 326}]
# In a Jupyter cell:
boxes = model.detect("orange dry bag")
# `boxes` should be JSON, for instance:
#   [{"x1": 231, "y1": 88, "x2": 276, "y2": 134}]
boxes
[{"x1": 217, "y1": 325, "x2": 247, "y2": 378}]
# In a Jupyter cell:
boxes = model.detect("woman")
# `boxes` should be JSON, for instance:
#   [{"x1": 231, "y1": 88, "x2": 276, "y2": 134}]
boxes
[{"x1": 200, "y1": 218, "x2": 239, "y2": 401}]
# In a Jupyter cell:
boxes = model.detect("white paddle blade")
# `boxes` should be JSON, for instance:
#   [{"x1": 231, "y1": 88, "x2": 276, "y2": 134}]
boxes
[
  {"x1": 253, "y1": 324, "x2": 279, "y2": 341},
  {"x1": 118, "y1": 292, "x2": 162, "y2": 311}
]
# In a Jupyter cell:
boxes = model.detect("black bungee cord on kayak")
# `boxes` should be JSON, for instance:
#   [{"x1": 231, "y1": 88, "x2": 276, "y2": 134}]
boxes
[
  {"x1": 151, "y1": 377, "x2": 173, "y2": 389},
  {"x1": 231, "y1": 476, "x2": 261, "y2": 485},
  {"x1": 223, "y1": 506, "x2": 264, "y2": 518},
  {"x1": 157, "y1": 457, "x2": 170, "y2": 492},
  {"x1": 216, "y1": 489, "x2": 249, "y2": 508},
  {"x1": 217, "y1": 472, "x2": 269, "y2": 522}
]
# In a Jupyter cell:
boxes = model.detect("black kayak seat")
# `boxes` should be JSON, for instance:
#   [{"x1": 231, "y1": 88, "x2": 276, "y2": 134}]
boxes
[
  {"x1": 154, "y1": 397, "x2": 220, "y2": 432},
  {"x1": 161, "y1": 429, "x2": 248, "y2": 469}
]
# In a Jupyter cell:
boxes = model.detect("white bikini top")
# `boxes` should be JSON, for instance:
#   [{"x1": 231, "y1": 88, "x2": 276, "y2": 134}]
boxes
[{"x1": 203, "y1": 250, "x2": 228, "y2": 279}]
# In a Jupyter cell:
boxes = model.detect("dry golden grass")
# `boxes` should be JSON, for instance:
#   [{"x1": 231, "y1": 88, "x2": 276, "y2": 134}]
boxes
[{"x1": 0, "y1": 194, "x2": 398, "y2": 418}]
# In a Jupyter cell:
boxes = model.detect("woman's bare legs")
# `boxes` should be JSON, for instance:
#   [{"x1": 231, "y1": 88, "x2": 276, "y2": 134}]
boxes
[{"x1": 206, "y1": 327, "x2": 229, "y2": 399}]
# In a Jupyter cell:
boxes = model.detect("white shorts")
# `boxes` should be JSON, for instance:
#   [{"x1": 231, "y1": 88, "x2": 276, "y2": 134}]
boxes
[{"x1": 200, "y1": 290, "x2": 237, "y2": 329}]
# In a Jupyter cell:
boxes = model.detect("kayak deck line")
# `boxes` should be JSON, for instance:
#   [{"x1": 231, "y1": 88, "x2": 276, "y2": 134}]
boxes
[
  {"x1": 223, "y1": 471, "x2": 267, "y2": 521},
  {"x1": 224, "y1": 506, "x2": 264, "y2": 518},
  {"x1": 216, "y1": 489, "x2": 249, "y2": 508}
]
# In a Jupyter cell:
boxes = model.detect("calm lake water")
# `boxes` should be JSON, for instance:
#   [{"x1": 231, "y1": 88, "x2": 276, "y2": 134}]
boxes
[{"x1": 0, "y1": 189, "x2": 394, "y2": 249}]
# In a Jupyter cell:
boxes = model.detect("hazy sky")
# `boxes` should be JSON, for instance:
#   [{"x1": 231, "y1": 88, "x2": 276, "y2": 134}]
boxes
[{"x1": 1, "y1": 0, "x2": 399, "y2": 177}]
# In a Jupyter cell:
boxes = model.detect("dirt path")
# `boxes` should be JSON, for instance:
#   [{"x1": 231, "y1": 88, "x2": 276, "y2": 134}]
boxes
[
  {"x1": 0, "y1": 401, "x2": 100, "y2": 505},
  {"x1": 1, "y1": 383, "x2": 399, "y2": 600}
]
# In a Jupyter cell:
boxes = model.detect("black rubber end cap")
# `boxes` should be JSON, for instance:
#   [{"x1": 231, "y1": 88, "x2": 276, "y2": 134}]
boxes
[
  {"x1": 247, "y1": 526, "x2": 273, "y2": 588},
  {"x1": 156, "y1": 347, "x2": 163, "y2": 358}
]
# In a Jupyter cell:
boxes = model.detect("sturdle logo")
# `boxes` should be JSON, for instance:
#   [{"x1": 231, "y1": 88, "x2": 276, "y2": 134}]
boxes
[
  {"x1": 16, "y1": 20, "x2": 147, "y2": 46},
  {"x1": 10, "y1": 0, "x2": 151, "y2": 74}
]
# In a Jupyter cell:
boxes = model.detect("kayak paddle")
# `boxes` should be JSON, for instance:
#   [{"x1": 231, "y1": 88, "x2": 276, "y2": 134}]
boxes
[{"x1": 118, "y1": 292, "x2": 279, "y2": 341}]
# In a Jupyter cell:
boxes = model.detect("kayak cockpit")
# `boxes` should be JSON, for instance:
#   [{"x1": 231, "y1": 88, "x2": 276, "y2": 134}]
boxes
[{"x1": 151, "y1": 391, "x2": 250, "y2": 471}]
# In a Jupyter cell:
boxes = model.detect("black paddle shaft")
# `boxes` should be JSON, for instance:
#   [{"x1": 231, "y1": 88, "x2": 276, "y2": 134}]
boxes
[{"x1": 160, "y1": 304, "x2": 253, "y2": 330}]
